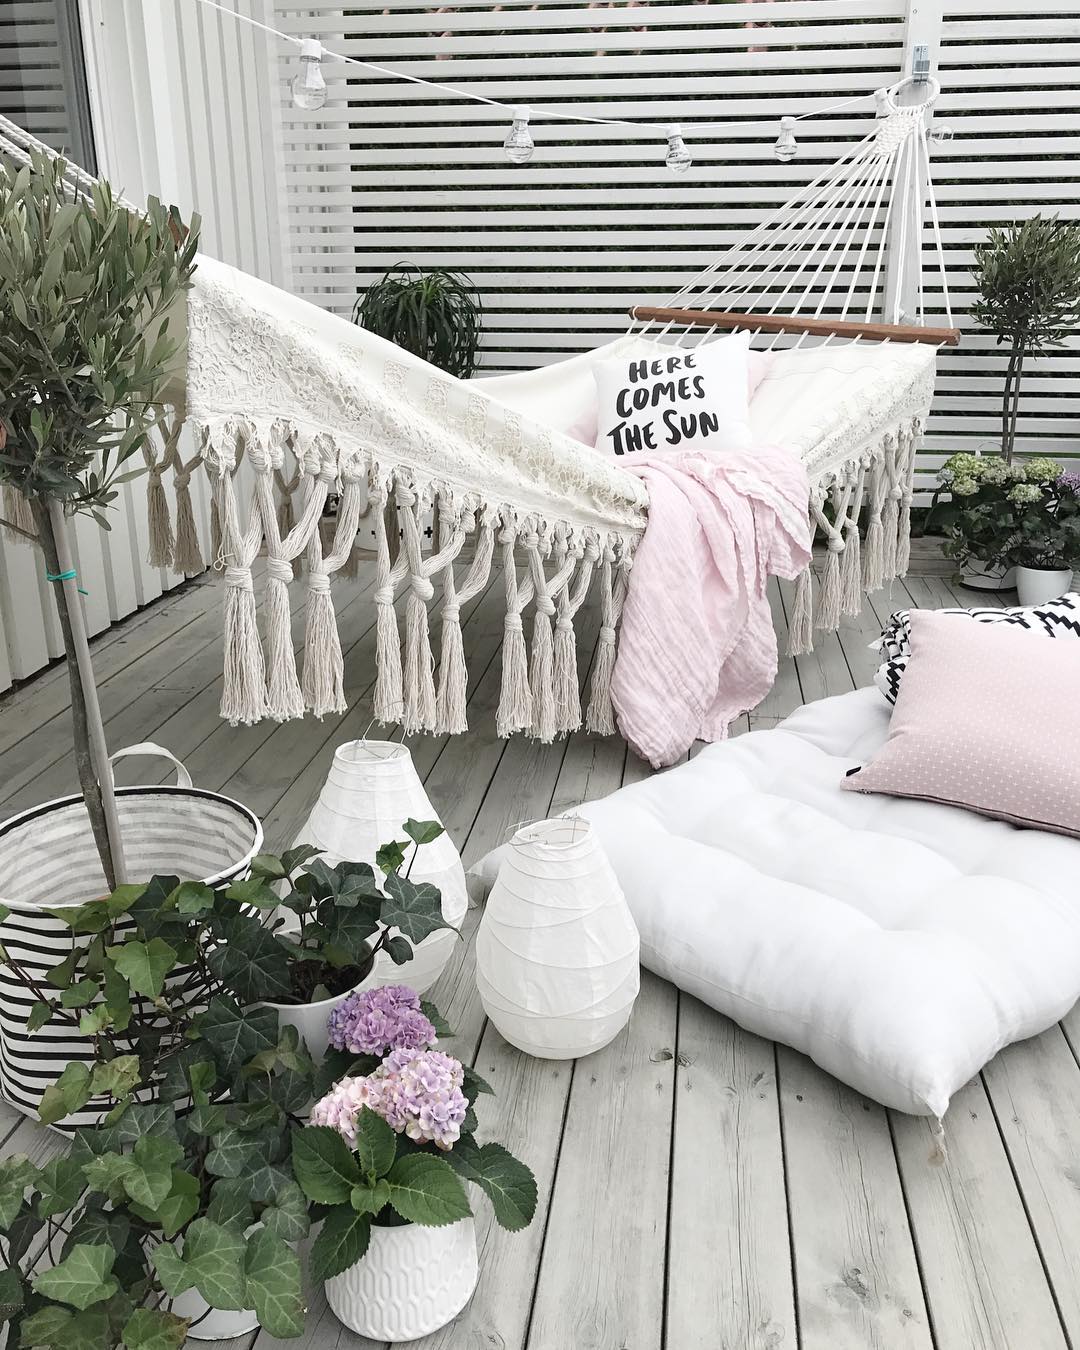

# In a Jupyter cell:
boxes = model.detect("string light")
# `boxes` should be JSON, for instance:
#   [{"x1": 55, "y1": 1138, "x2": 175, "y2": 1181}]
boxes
[
  {"x1": 928, "y1": 124, "x2": 954, "y2": 146},
  {"x1": 664, "y1": 125, "x2": 692, "y2": 175},
  {"x1": 504, "y1": 107, "x2": 535, "y2": 165},
  {"x1": 291, "y1": 38, "x2": 326, "y2": 111},
  {"x1": 774, "y1": 116, "x2": 798, "y2": 163}
]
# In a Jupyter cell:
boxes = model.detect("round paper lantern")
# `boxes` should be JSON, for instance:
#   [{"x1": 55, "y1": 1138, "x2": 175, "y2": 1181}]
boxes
[
  {"x1": 292, "y1": 741, "x2": 467, "y2": 994},
  {"x1": 475, "y1": 818, "x2": 639, "y2": 1058}
]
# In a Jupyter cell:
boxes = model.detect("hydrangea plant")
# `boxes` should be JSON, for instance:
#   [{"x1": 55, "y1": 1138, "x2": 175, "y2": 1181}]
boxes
[{"x1": 294, "y1": 985, "x2": 537, "y2": 1282}]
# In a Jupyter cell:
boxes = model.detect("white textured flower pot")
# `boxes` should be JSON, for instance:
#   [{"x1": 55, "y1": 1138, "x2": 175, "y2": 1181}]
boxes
[
  {"x1": 324, "y1": 1218, "x2": 478, "y2": 1341},
  {"x1": 267, "y1": 985, "x2": 354, "y2": 1061},
  {"x1": 475, "y1": 818, "x2": 640, "y2": 1059},
  {"x1": 961, "y1": 559, "x2": 1017, "y2": 592},
  {"x1": 171, "y1": 1291, "x2": 260, "y2": 1341},
  {"x1": 1015, "y1": 566, "x2": 1074, "y2": 607},
  {"x1": 292, "y1": 741, "x2": 467, "y2": 994}
]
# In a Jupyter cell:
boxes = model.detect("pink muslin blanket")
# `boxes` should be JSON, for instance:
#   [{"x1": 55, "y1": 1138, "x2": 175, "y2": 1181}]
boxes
[{"x1": 611, "y1": 446, "x2": 813, "y2": 768}]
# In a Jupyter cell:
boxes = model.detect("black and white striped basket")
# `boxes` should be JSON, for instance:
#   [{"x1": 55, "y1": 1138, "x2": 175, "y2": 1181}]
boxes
[{"x1": 0, "y1": 744, "x2": 262, "y2": 1131}]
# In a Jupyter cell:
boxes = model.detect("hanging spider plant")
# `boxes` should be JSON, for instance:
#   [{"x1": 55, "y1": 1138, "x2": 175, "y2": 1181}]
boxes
[{"x1": 351, "y1": 264, "x2": 483, "y2": 379}]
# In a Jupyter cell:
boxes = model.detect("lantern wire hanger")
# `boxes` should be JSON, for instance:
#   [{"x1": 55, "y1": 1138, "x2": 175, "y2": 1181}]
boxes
[{"x1": 192, "y1": 0, "x2": 951, "y2": 175}]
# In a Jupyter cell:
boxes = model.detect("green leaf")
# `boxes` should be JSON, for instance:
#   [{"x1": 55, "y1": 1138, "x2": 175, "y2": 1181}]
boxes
[
  {"x1": 375, "y1": 839, "x2": 408, "y2": 874},
  {"x1": 128, "y1": 1168, "x2": 199, "y2": 1238},
  {"x1": 445, "y1": 1139, "x2": 537, "y2": 1231},
  {"x1": 292, "y1": 1125, "x2": 362, "y2": 1204},
  {"x1": 205, "y1": 1177, "x2": 254, "y2": 1232},
  {"x1": 26, "y1": 999, "x2": 57, "y2": 1032},
  {"x1": 420, "y1": 1000, "x2": 453, "y2": 1039},
  {"x1": 102, "y1": 959, "x2": 131, "y2": 1033},
  {"x1": 462, "y1": 1065, "x2": 493, "y2": 1099},
  {"x1": 349, "y1": 1178, "x2": 390, "y2": 1217},
  {"x1": 172, "y1": 881, "x2": 215, "y2": 916},
  {"x1": 192, "y1": 998, "x2": 279, "y2": 1078},
  {"x1": 38, "y1": 1062, "x2": 92, "y2": 1125},
  {"x1": 247, "y1": 853, "x2": 287, "y2": 881},
  {"x1": 120, "y1": 1308, "x2": 188, "y2": 1350},
  {"x1": 383, "y1": 934, "x2": 413, "y2": 966},
  {"x1": 107, "y1": 938, "x2": 176, "y2": 999},
  {"x1": 34, "y1": 1242, "x2": 119, "y2": 1310},
  {"x1": 148, "y1": 1242, "x2": 194, "y2": 1298},
  {"x1": 259, "y1": 1179, "x2": 310, "y2": 1242},
  {"x1": 243, "y1": 1227, "x2": 304, "y2": 1339},
  {"x1": 0, "y1": 1155, "x2": 37, "y2": 1227},
  {"x1": 81, "y1": 1152, "x2": 134, "y2": 1200},
  {"x1": 35, "y1": 1157, "x2": 85, "y2": 1217},
  {"x1": 0, "y1": 1266, "x2": 23, "y2": 1320},
  {"x1": 309, "y1": 1205, "x2": 371, "y2": 1281},
  {"x1": 205, "y1": 1124, "x2": 263, "y2": 1179},
  {"x1": 279, "y1": 843, "x2": 323, "y2": 876},
  {"x1": 206, "y1": 918, "x2": 292, "y2": 1003},
  {"x1": 403, "y1": 818, "x2": 445, "y2": 846},
  {"x1": 381, "y1": 872, "x2": 454, "y2": 944},
  {"x1": 18, "y1": 1304, "x2": 72, "y2": 1345},
  {"x1": 386, "y1": 1153, "x2": 472, "y2": 1227},
  {"x1": 311, "y1": 1049, "x2": 381, "y2": 1101},
  {"x1": 223, "y1": 877, "x2": 282, "y2": 910},
  {"x1": 59, "y1": 979, "x2": 98, "y2": 1009},
  {"x1": 90, "y1": 1055, "x2": 140, "y2": 1101},
  {"x1": 354, "y1": 1106, "x2": 397, "y2": 1180},
  {"x1": 181, "y1": 1218, "x2": 247, "y2": 1309}
]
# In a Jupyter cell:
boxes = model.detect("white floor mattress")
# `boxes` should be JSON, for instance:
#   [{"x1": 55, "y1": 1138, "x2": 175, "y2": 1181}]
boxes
[{"x1": 482, "y1": 688, "x2": 1080, "y2": 1117}]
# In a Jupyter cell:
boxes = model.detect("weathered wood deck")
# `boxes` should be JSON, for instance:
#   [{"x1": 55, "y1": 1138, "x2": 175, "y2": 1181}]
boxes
[{"x1": 2, "y1": 554, "x2": 1079, "y2": 1350}]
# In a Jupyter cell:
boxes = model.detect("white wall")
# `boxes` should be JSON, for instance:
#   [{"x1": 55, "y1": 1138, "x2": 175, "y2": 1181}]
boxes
[{"x1": 0, "y1": 0, "x2": 290, "y2": 691}]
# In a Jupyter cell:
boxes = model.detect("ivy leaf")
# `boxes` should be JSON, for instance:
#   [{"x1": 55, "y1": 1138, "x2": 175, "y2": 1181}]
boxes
[
  {"x1": 102, "y1": 959, "x2": 131, "y2": 1032},
  {"x1": 89, "y1": 1055, "x2": 140, "y2": 1101},
  {"x1": 207, "y1": 918, "x2": 293, "y2": 1003},
  {"x1": 38, "y1": 1061, "x2": 92, "y2": 1126},
  {"x1": 107, "y1": 938, "x2": 176, "y2": 999},
  {"x1": 18, "y1": 1304, "x2": 72, "y2": 1345},
  {"x1": 292, "y1": 1125, "x2": 362, "y2": 1204},
  {"x1": 403, "y1": 818, "x2": 445, "y2": 846},
  {"x1": 310, "y1": 1206, "x2": 371, "y2": 1281},
  {"x1": 223, "y1": 877, "x2": 282, "y2": 910},
  {"x1": 205, "y1": 1125, "x2": 263, "y2": 1179},
  {"x1": 243, "y1": 1227, "x2": 304, "y2": 1338},
  {"x1": 0, "y1": 1265, "x2": 23, "y2": 1320},
  {"x1": 375, "y1": 839, "x2": 408, "y2": 874},
  {"x1": 172, "y1": 880, "x2": 215, "y2": 916},
  {"x1": 5, "y1": 1201, "x2": 44, "y2": 1264},
  {"x1": 181, "y1": 1218, "x2": 247, "y2": 1309},
  {"x1": 59, "y1": 979, "x2": 99, "y2": 1008},
  {"x1": 354, "y1": 1106, "x2": 397, "y2": 1181},
  {"x1": 383, "y1": 934, "x2": 413, "y2": 965},
  {"x1": 381, "y1": 872, "x2": 454, "y2": 945},
  {"x1": 81, "y1": 1152, "x2": 134, "y2": 1201},
  {"x1": 129, "y1": 1169, "x2": 200, "y2": 1238},
  {"x1": 192, "y1": 998, "x2": 278, "y2": 1078},
  {"x1": 35, "y1": 1157, "x2": 85, "y2": 1217},
  {"x1": 26, "y1": 999, "x2": 57, "y2": 1032},
  {"x1": 386, "y1": 1153, "x2": 472, "y2": 1227},
  {"x1": 121, "y1": 1136, "x2": 184, "y2": 1211},
  {"x1": 446, "y1": 1138, "x2": 537, "y2": 1231},
  {"x1": 149, "y1": 1242, "x2": 194, "y2": 1298},
  {"x1": 259, "y1": 1179, "x2": 310, "y2": 1242},
  {"x1": 34, "y1": 1242, "x2": 119, "y2": 1310},
  {"x1": 120, "y1": 1308, "x2": 188, "y2": 1350},
  {"x1": 206, "y1": 1177, "x2": 254, "y2": 1231},
  {"x1": 0, "y1": 1155, "x2": 37, "y2": 1227}
]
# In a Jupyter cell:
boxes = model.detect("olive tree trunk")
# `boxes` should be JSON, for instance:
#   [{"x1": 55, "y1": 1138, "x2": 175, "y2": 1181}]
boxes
[{"x1": 29, "y1": 497, "x2": 125, "y2": 890}]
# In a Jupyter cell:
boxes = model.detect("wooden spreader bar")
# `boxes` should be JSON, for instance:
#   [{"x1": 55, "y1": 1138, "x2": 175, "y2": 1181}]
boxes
[{"x1": 630, "y1": 306, "x2": 961, "y2": 347}]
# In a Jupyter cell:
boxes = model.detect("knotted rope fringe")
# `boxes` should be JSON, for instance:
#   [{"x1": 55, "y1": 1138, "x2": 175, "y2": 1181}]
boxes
[
  {"x1": 303, "y1": 470, "x2": 365, "y2": 719},
  {"x1": 586, "y1": 545, "x2": 629, "y2": 736},
  {"x1": 525, "y1": 526, "x2": 579, "y2": 744},
  {"x1": 373, "y1": 485, "x2": 410, "y2": 725},
  {"x1": 437, "y1": 509, "x2": 495, "y2": 734},
  {"x1": 787, "y1": 563, "x2": 815, "y2": 657},
  {"x1": 215, "y1": 438, "x2": 267, "y2": 726},
  {"x1": 882, "y1": 430, "x2": 903, "y2": 583},
  {"x1": 554, "y1": 539, "x2": 598, "y2": 735},
  {"x1": 895, "y1": 418, "x2": 921, "y2": 579},
  {"x1": 840, "y1": 462, "x2": 868, "y2": 617},
  {"x1": 862, "y1": 451, "x2": 889, "y2": 595},
  {"x1": 399, "y1": 488, "x2": 466, "y2": 735},
  {"x1": 144, "y1": 412, "x2": 184, "y2": 568},
  {"x1": 497, "y1": 525, "x2": 536, "y2": 738}
]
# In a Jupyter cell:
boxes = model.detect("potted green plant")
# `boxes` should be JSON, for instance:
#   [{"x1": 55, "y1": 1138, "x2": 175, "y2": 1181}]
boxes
[
  {"x1": 352, "y1": 264, "x2": 482, "y2": 378},
  {"x1": 1012, "y1": 467, "x2": 1080, "y2": 604},
  {"x1": 293, "y1": 984, "x2": 537, "y2": 1342}
]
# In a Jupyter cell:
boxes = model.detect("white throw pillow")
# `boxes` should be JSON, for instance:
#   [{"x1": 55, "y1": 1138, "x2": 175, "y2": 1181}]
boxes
[{"x1": 592, "y1": 330, "x2": 753, "y2": 459}]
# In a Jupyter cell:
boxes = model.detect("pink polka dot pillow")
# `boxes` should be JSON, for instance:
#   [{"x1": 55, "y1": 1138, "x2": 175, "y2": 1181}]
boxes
[{"x1": 843, "y1": 608, "x2": 1080, "y2": 837}]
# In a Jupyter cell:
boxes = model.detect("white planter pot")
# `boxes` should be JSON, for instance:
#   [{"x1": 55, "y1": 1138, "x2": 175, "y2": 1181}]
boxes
[
  {"x1": 324, "y1": 1218, "x2": 478, "y2": 1341},
  {"x1": 476, "y1": 818, "x2": 640, "y2": 1059},
  {"x1": 171, "y1": 1292, "x2": 260, "y2": 1341},
  {"x1": 961, "y1": 559, "x2": 1016, "y2": 592},
  {"x1": 292, "y1": 741, "x2": 467, "y2": 994},
  {"x1": 267, "y1": 984, "x2": 355, "y2": 1061},
  {"x1": 1015, "y1": 565, "x2": 1074, "y2": 607}
]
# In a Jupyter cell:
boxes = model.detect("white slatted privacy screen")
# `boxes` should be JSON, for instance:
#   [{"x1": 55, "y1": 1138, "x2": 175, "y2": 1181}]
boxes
[
  {"x1": 0, "y1": 1, "x2": 93, "y2": 165},
  {"x1": 277, "y1": 0, "x2": 1079, "y2": 493}
]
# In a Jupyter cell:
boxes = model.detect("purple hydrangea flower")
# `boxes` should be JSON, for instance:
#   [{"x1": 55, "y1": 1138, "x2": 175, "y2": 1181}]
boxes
[
  {"x1": 310, "y1": 1048, "x2": 469, "y2": 1151},
  {"x1": 326, "y1": 984, "x2": 436, "y2": 1056},
  {"x1": 1057, "y1": 470, "x2": 1080, "y2": 497}
]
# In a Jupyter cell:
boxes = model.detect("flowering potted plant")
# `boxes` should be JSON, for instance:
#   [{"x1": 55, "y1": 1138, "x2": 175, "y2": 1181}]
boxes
[
  {"x1": 927, "y1": 454, "x2": 1078, "y2": 595},
  {"x1": 293, "y1": 985, "x2": 537, "y2": 1341},
  {"x1": 1011, "y1": 468, "x2": 1080, "y2": 603}
]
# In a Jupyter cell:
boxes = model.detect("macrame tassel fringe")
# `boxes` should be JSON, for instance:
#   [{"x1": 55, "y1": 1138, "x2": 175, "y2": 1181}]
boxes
[
  {"x1": 863, "y1": 517, "x2": 884, "y2": 594},
  {"x1": 2, "y1": 485, "x2": 35, "y2": 542},
  {"x1": 374, "y1": 592, "x2": 403, "y2": 724},
  {"x1": 210, "y1": 497, "x2": 223, "y2": 565},
  {"x1": 147, "y1": 473, "x2": 174, "y2": 568},
  {"x1": 787, "y1": 566, "x2": 814, "y2": 657},
  {"x1": 817, "y1": 545, "x2": 843, "y2": 632},
  {"x1": 302, "y1": 574, "x2": 346, "y2": 719},
  {"x1": 585, "y1": 626, "x2": 618, "y2": 736},
  {"x1": 497, "y1": 613, "x2": 533, "y2": 738},
  {"x1": 840, "y1": 529, "x2": 862, "y2": 617},
  {"x1": 340, "y1": 535, "x2": 360, "y2": 580},
  {"x1": 173, "y1": 478, "x2": 204, "y2": 574},
  {"x1": 896, "y1": 500, "x2": 912, "y2": 578},
  {"x1": 529, "y1": 602, "x2": 557, "y2": 743},
  {"x1": 882, "y1": 495, "x2": 900, "y2": 582},
  {"x1": 221, "y1": 567, "x2": 266, "y2": 726},
  {"x1": 436, "y1": 604, "x2": 468, "y2": 734},
  {"x1": 553, "y1": 618, "x2": 581, "y2": 736},
  {"x1": 264, "y1": 560, "x2": 304, "y2": 722},
  {"x1": 403, "y1": 583, "x2": 437, "y2": 734}
]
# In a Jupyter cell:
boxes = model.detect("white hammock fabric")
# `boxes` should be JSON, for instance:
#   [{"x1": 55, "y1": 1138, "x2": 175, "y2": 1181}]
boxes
[{"x1": 1, "y1": 80, "x2": 946, "y2": 744}]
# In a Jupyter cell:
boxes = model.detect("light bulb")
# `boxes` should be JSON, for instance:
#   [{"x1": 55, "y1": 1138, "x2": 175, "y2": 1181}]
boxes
[
  {"x1": 291, "y1": 38, "x2": 326, "y2": 111},
  {"x1": 774, "y1": 115, "x2": 797, "y2": 163},
  {"x1": 665, "y1": 124, "x2": 692, "y2": 175},
  {"x1": 504, "y1": 107, "x2": 534, "y2": 165},
  {"x1": 874, "y1": 88, "x2": 889, "y2": 119},
  {"x1": 929, "y1": 124, "x2": 954, "y2": 146}
]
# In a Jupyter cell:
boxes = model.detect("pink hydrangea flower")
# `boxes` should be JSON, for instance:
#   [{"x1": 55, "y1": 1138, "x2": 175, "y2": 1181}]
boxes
[
  {"x1": 309, "y1": 1074, "x2": 380, "y2": 1148},
  {"x1": 310, "y1": 1049, "x2": 469, "y2": 1152},
  {"x1": 326, "y1": 984, "x2": 436, "y2": 1057}
]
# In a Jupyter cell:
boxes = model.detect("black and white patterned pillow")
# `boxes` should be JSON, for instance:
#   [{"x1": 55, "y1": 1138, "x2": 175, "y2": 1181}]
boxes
[{"x1": 873, "y1": 593, "x2": 1080, "y2": 704}]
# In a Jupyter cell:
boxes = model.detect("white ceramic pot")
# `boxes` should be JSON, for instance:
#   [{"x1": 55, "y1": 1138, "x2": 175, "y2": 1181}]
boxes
[
  {"x1": 292, "y1": 741, "x2": 468, "y2": 994},
  {"x1": 171, "y1": 1292, "x2": 260, "y2": 1342},
  {"x1": 961, "y1": 559, "x2": 1017, "y2": 592},
  {"x1": 324, "y1": 1218, "x2": 478, "y2": 1341},
  {"x1": 1015, "y1": 565, "x2": 1074, "y2": 607},
  {"x1": 267, "y1": 984, "x2": 355, "y2": 1061},
  {"x1": 475, "y1": 818, "x2": 640, "y2": 1059}
]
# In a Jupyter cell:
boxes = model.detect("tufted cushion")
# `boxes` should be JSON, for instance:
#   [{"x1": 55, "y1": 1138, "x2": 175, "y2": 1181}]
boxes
[{"x1": 553, "y1": 688, "x2": 1080, "y2": 1117}]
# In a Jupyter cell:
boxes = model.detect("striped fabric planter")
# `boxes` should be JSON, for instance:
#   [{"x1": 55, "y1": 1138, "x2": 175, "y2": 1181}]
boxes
[{"x1": 0, "y1": 783, "x2": 262, "y2": 1131}]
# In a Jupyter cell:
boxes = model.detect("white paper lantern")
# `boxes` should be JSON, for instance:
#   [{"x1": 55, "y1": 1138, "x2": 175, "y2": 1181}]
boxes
[
  {"x1": 292, "y1": 741, "x2": 467, "y2": 994},
  {"x1": 475, "y1": 818, "x2": 639, "y2": 1058}
]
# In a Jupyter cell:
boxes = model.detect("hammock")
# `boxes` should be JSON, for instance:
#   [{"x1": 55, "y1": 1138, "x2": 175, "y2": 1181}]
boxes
[{"x1": 0, "y1": 76, "x2": 955, "y2": 744}]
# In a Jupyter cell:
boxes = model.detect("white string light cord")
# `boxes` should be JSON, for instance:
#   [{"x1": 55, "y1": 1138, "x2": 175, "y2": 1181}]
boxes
[{"x1": 192, "y1": 0, "x2": 915, "y2": 173}]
